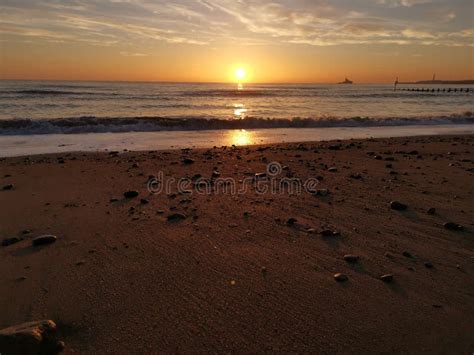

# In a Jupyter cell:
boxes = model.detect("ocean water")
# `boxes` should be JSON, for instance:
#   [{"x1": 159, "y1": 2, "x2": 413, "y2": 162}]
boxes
[{"x1": 0, "y1": 80, "x2": 472, "y2": 135}]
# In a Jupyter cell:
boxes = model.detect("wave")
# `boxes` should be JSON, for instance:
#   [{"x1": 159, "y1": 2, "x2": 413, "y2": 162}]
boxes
[
  {"x1": 13, "y1": 89, "x2": 100, "y2": 96},
  {"x1": 0, "y1": 112, "x2": 472, "y2": 135}
]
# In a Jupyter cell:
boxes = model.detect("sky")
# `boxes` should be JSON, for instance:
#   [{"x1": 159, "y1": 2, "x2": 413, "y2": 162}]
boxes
[{"x1": 0, "y1": 0, "x2": 473, "y2": 83}]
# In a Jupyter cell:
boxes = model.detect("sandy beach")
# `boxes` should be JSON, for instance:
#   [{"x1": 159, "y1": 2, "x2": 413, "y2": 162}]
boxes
[{"x1": 1, "y1": 134, "x2": 473, "y2": 353}]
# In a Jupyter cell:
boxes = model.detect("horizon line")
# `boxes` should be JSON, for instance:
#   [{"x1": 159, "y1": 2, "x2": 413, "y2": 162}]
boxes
[{"x1": 2, "y1": 78, "x2": 473, "y2": 85}]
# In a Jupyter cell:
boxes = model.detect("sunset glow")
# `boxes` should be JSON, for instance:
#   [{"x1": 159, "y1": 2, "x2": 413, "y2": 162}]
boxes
[{"x1": 0, "y1": 1, "x2": 472, "y2": 83}]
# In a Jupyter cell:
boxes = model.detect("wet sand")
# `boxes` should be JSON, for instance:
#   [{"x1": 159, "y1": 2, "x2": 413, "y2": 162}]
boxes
[{"x1": 1, "y1": 135, "x2": 473, "y2": 353}]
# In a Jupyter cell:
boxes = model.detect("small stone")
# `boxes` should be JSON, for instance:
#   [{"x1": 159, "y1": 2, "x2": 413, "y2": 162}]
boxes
[
  {"x1": 182, "y1": 158, "x2": 195, "y2": 165},
  {"x1": 315, "y1": 189, "x2": 329, "y2": 196},
  {"x1": 110, "y1": 198, "x2": 119, "y2": 202},
  {"x1": 140, "y1": 198, "x2": 149, "y2": 204},
  {"x1": 32, "y1": 235, "x2": 57, "y2": 246},
  {"x1": 261, "y1": 267, "x2": 267, "y2": 275},
  {"x1": 320, "y1": 229, "x2": 339, "y2": 237},
  {"x1": 0, "y1": 320, "x2": 61, "y2": 355},
  {"x1": 443, "y1": 222, "x2": 463, "y2": 231},
  {"x1": 2, "y1": 236, "x2": 21, "y2": 247},
  {"x1": 286, "y1": 218, "x2": 297, "y2": 226},
  {"x1": 212, "y1": 171, "x2": 220, "y2": 178},
  {"x1": 424, "y1": 261, "x2": 434, "y2": 268},
  {"x1": 306, "y1": 228, "x2": 316, "y2": 234},
  {"x1": 123, "y1": 190, "x2": 139, "y2": 198},
  {"x1": 328, "y1": 167, "x2": 338, "y2": 172},
  {"x1": 390, "y1": 201, "x2": 407, "y2": 211},
  {"x1": 2, "y1": 184, "x2": 14, "y2": 191},
  {"x1": 402, "y1": 251, "x2": 413, "y2": 258},
  {"x1": 349, "y1": 173, "x2": 362, "y2": 179},
  {"x1": 427, "y1": 207, "x2": 436, "y2": 215},
  {"x1": 167, "y1": 213, "x2": 186, "y2": 221},
  {"x1": 343, "y1": 254, "x2": 359, "y2": 263},
  {"x1": 334, "y1": 273, "x2": 348, "y2": 282},
  {"x1": 380, "y1": 274, "x2": 394, "y2": 283}
]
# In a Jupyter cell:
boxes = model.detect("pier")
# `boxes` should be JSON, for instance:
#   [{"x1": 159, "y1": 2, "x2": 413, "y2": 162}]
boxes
[{"x1": 396, "y1": 87, "x2": 470, "y2": 93}]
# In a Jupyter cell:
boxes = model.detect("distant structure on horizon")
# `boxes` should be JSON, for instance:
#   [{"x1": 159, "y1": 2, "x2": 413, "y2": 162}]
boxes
[
  {"x1": 398, "y1": 74, "x2": 474, "y2": 85},
  {"x1": 338, "y1": 77, "x2": 353, "y2": 84}
]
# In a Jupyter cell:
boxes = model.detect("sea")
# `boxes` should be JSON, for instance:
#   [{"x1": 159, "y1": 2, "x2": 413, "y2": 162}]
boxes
[{"x1": 0, "y1": 80, "x2": 473, "y2": 156}]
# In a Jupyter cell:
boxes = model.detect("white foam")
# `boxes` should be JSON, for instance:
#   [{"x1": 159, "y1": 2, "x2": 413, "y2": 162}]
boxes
[{"x1": 0, "y1": 124, "x2": 473, "y2": 157}]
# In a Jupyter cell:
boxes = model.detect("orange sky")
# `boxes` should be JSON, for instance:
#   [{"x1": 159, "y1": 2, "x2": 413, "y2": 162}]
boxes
[{"x1": 1, "y1": 1, "x2": 473, "y2": 83}]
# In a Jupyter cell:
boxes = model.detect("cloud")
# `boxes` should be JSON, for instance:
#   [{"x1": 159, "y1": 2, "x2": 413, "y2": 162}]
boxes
[
  {"x1": 120, "y1": 51, "x2": 147, "y2": 57},
  {"x1": 375, "y1": 0, "x2": 433, "y2": 7},
  {"x1": 0, "y1": 0, "x2": 472, "y2": 50}
]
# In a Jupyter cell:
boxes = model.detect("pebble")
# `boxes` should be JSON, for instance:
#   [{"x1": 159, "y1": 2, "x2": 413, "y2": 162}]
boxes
[
  {"x1": 1, "y1": 236, "x2": 21, "y2": 247},
  {"x1": 424, "y1": 261, "x2": 434, "y2": 268},
  {"x1": 123, "y1": 190, "x2": 139, "y2": 198},
  {"x1": 427, "y1": 207, "x2": 436, "y2": 215},
  {"x1": 286, "y1": 218, "x2": 297, "y2": 226},
  {"x1": 328, "y1": 167, "x2": 338, "y2": 172},
  {"x1": 183, "y1": 158, "x2": 195, "y2": 165},
  {"x1": 334, "y1": 273, "x2": 348, "y2": 282},
  {"x1": 32, "y1": 235, "x2": 57, "y2": 246},
  {"x1": 390, "y1": 201, "x2": 408, "y2": 211},
  {"x1": 314, "y1": 189, "x2": 329, "y2": 196},
  {"x1": 443, "y1": 222, "x2": 463, "y2": 231},
  {"x1": 380, "y1": 274, "x2": 394, "y2": 283},
  {"x1": 167, "y1": 213, "x2": 186, "y2": 221},
  {"x1": 343, "y1": 254, "x2": 359, "y2": 263},
  {"x1": 0, "y1": 320, "x2": 64, "y2": 354},
  {"x1": 2, "y1": 184, "x2": 14, "y2": 191},
  {"x1": 402, "y1": 251, "x2": 413, "y2": 258},
  {"x1": 320, "y1": 229, "x2": 339, "y2": 237},
  {"x1": 140, "y1": 198, "x2": 149, "y2": 204}
]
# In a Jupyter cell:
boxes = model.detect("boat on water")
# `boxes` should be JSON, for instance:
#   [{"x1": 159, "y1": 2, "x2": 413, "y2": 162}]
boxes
[{"x1": 338, "y1": 77, "x2": 353, "y2": 84}]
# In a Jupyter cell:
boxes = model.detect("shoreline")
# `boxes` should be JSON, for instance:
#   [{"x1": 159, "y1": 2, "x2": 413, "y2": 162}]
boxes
[
  {"x1": 0, "y1": 124, "x2": 473, "y2": 158},
  {"x1": 1, "y1": 134, "x2": 473, "y2": 353}
]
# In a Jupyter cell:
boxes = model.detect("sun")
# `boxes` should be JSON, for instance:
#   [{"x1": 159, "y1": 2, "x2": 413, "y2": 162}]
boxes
[{"x1": 235, "y1": 68, "x2": 246, "y2": 82}]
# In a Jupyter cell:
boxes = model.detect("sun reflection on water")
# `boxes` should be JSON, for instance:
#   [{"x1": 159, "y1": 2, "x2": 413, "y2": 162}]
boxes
[
  {"x1": 233, "y1": 103, "x2": 247, "y2": 118},
  {"x1": 228, "y1": 129, "x2": 254, "y2": 146}
]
